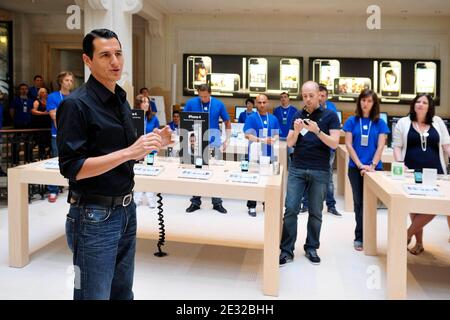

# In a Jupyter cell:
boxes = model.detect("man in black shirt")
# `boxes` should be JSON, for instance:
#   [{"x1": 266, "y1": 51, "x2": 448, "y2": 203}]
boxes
[
  {"x1": 57, "y1": 29, "x2": 169, "y2": 300},
  {"x1": 279, "y1": 81, "x2": 340, "y2": 266}
]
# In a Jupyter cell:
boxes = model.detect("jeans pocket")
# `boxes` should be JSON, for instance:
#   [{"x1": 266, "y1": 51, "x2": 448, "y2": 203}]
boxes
[
  {"x1": 65, "y1": 216, "x2": 75, "y2": 252},
  {"x1": 82, "y1": 206, "x2": 112, "y2": 224}
]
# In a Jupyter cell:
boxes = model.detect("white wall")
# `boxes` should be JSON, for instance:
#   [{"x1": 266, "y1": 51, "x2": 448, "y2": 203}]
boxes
[{"x1": 146, "y1": 13, "x2": 450, "y2": 117}]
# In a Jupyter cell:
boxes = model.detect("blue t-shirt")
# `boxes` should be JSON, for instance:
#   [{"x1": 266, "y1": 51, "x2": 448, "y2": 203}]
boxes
[
  {"x1": 291, "y1": 106, "x2": 341, "y2": 171},
  {"x1": 28, "y1": 86, "x2": 39, "y2": 101},
  {"x1": 273, "y1": 105, "x2": 297, "y2": 139},
  {"x1": 323, "y1": 100, "x2": 337, "y2": 113},
  {"x1": 168, "y1": 121, "x2": 179, "y2": 131},
  {"x1": 243, "y1": 112, "x2": 280, "y2": 159},
  {"x1": 145, "y1": 115, "x2": 160, "y2": 134},
  {"x1": 342, "y1": 116, "x2": 390, "y2": 170},
  {"x1": 184, "y1": 97, "x2": 230, "y2": 147},
  {"x1": 150, "y1": 99, "x2": 157, "y2": 113},
  {"x1": 238, "y1": 110, "x2": 255, "y2": 124},
  {"x1": 11, "y1": 96, "x2": 33, "y2": 127},
  {"x1": 47, "y1": 91, "x2": 68, "y2": 137}
]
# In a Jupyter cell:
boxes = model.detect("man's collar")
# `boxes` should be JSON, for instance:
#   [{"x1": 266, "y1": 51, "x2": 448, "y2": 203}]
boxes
[
  {"x1": 87, "y1": 75, "x2": 126, "y2": 104},
  {"x1": 303, "y1": 105, "x2": 323, "y2": 115}
]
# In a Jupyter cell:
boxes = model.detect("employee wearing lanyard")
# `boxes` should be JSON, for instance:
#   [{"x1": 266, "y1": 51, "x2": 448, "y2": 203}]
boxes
[
  {"x1": 238, "y1": 97, "x2": 256, "y2": 123},
  {"x1": 273, "y1": 92, "x2": 297, "y2": 140},
  {"x1": 343, "y1": 89, "x2": 389, "y2": 251},
  {"x1": 244, "y1": 94, "x2": 280, "y2": 217},
  {"x1": 46, "y1": 71, "x2": 74, "y2": 202},
  {"x1": 183, "y1": 84, "x2": 231, "y2": 214},
  {"x1": 10, "y1": 83, "x2": 34, "y2": 165}
]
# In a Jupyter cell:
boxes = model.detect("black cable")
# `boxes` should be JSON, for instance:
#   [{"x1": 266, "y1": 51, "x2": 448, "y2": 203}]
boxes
[{"x1": 154, "y1": 192, "x2": 167, "y2": 257}]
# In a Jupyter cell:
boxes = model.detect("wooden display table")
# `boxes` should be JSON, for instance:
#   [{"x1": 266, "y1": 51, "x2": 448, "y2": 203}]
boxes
[
  {"x1": 8, "y1": 158, "x2": 284, "y2": 296},
  {"x1": 363, "y1": 171, "x2": 450, "y2": 299},
  {"x1": 336, "y1": 144, "x2": 394, "y2": 212}
]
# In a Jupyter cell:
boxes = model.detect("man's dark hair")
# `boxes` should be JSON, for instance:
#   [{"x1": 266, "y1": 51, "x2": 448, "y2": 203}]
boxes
[
  {"x1": 33, "y1": 75, "x2": 43, "y2": 81},
  {"x1": 197, "y1": 84, "x2": 211, "y2": 93},
  {"x1": 83, "y1": 29, "x2": 121, "y2": 59},
  {"x1": 173, "y1": 110, "x2": 180, "y2": 115},
  {"x1": 18, "y1": 83, "x2": 28, "y2": 89},
  {"x1": 318, "y1": 84, "x2": 328, "y2": 94},
  {"x1": 245, "y1": 98, "x2": 255, "y2": 105},
  {"x1": 139, "y1": 87, "x2": 149, "y2": 94}
]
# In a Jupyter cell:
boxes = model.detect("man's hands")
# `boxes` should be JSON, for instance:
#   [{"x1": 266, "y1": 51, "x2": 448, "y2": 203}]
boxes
[
  {"x1": 154, "y1": 125, "x2": 173, "y2": 147},
  {"x1": 125, "y1": 133, "x2": 162, "y2": 161},
  {"x1": 293, "y1": 118, "x2": 320, "y2": 135}
]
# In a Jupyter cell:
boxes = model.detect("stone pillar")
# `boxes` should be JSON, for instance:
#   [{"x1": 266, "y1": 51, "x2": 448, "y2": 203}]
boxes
[{"x1": 75, "y1": 0, "x2": 143, "y2": 104}]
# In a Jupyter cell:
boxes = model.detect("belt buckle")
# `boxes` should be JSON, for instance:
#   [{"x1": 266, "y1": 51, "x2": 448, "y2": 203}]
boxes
[{"x1": 122, "y1": 194, "x2": 132, "y2": 207}]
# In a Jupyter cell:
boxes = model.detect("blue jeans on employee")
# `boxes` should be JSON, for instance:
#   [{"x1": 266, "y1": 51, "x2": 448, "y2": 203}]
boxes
[
  {"x1": 65, "y1": 201, "x2": 137, "y2": 300},
  {"x1": 280, "y1": 167, "x2": 329, "y2": 258}
]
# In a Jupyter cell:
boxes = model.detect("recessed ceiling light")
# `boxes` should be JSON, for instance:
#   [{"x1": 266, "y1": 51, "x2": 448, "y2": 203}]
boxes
[
  {"x1": 434, "y1": 10, "x2": 442, "y2": 14},
  {"x1": 273, "y1": 9, "x2": 280, "y2": 13},
  {"x1": 400, "y1": 10, "x2": 408, "y2": 14},
  {"x1": 337, "y1": 9, "x2": 344, "y2": 14}
]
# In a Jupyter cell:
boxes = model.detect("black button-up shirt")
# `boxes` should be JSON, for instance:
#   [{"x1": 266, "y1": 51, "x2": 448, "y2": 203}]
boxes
[{"x1": 57, "y1": 75, "x2": 137, "y2": 196}]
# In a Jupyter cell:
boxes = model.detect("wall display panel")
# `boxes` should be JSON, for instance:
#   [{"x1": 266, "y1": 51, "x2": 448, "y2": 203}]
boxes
[
  {"x1": 310, "y1": 57, "x2": 441, "y2": 105},
  {"x1": 183, "y1": 54, "x2": 303, "y2": 100}
]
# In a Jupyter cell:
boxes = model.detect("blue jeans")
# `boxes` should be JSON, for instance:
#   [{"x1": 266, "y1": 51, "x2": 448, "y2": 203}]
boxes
[
  {"x1": 65, "y1": 201, "x2": 137, "y2": 300},
  {"x1": 280, "y1": 167, "x2": 329, "y2": 257},
  {"x1": 48, "y1": 137, "x2": 59, "y2": 194},
  {"x1": 301, "y1": 151, "x2": 336, "y2": 209}
]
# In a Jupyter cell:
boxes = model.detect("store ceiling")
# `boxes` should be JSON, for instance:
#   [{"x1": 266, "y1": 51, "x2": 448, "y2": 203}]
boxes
[
  {"x1": 0, "y1": 0, "x2": 449, "y2": 16},
  {"x1": 151, "y1": 0, "x2": 450, "y2": 16}
]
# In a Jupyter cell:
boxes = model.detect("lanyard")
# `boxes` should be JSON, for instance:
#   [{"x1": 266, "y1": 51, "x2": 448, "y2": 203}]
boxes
[
  {"x1": 200, "y1": 98, "x2": 211, "y2": 112},
  {"x1": 359, "y1": 118, "x2": 372, "y2": 136},
  {"x1": 282, "y1": 106, "x2": 292, "y2": 120},
  {"x1": 59, "y1": 91, "x2": 66, "y2": 102}
]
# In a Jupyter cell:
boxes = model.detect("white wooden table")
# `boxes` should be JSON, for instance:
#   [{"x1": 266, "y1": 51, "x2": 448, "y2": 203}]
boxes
[
  {"x1": 363, "y1": 171, "x2": 450, "y2": 299},
  {"x1": 336, "y1": 144, "x2": 394, "y2": 212},
  {"x1": 8, "y1": 157, "x2": 284, "y2": 296}
]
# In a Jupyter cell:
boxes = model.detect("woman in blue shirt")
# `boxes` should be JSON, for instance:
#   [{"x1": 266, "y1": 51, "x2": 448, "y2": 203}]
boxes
[
  {"x1": 134, "y1": 94, "x2": 160, "y2": 208},
  {"x1": 343, "y1": 90, "x2": 390, "y2": 251}
]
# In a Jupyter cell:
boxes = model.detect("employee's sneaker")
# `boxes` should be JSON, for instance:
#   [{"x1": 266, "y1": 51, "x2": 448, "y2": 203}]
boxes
[
  {"x1": 186, "y1": 204, "x2": 201, "y2": 213},
  {"x1": 305, "y1": 249, "x2": 321, "y2": 265},
  {"x1": 213, "y1": 204, "x2": 227, "y2": 214},
  {"x1": 48, "y1": 193, "x2": 57, "y2": 203},
  {"x1": 327, "y1": 207, "x2": 342, "y2": 217},
  {"x1": 279, "y1": 255, "x2": 293, "y2": 267},
  {"x1": 248, "y1": 208, "x2": 257, "y2": 217},
  {"x1": 300, "y1": 205, "x2": 308, "y2": 214},
  {"x1": 354, "y1": 240, "x2": 363, "y2": 251}
]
